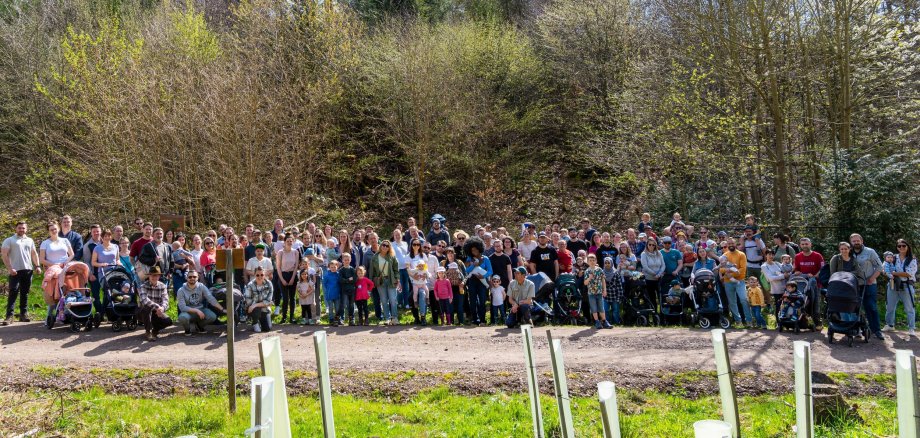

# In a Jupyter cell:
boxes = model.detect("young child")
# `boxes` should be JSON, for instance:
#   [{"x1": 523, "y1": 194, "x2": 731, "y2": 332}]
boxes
[
  {"x1": 355, "y1": 266, "x2": 374, "y2": 326},
  {"x1": 883, "y1": 251, "x2": 896, "y2": 285},
  {"x1": 410, "y1": 261, "x2": 430, "y2": 326},
  {"x1": 338, "y1": 253, "x2": 357, "y2": 326},
  {"x1": 638, "y1": 213, "x2": 653, "y2": 234},
  {"x1": 322, "y1": 261, "x2": 341, "y2": 326},
  {"x1": 680, "y1": 243, "x2": 696, "y2": 286},
  {"x1": 665, "y1": 279, "x2": 684, "y2": 307},
  {"x1": 433, "y1": 267, "x2": 453, "y2": 325},
  {"x1": 779, "y1": 254, "x2": 794, "y2": 276},
  {"x1": 489, "y1": 275, "x2": 506, "y2": 326},
  {"x1": 603, "y1": 257, "x2": 624, "y2": 325},
  {"x1": 780, "y1": 281, "x2": 805, "y2": 321},
  {"x1": 171, "y1": 241, "x2": 194, "y2": 291},
  {"x1": 585, "y1": 254, "x2": 611, "y2": 329},
  {"x1": 296, "y1": 268, "x2": 316, "y2": 325},
  {"x1": 743, "y1": 214, "x2": 759, "y2": 234},
  {"x1": 719, "y1": 256, "x2": 739, "y2": 283},
  {"x1": 446, "y1": 262, "x2": 465, "y2": 325},
  {"x1": 746, "y1": 277, "x2": 767, "y2": 329},
  {"x1": 669, "y1": 212, "x2": 685, "y2": 230}
]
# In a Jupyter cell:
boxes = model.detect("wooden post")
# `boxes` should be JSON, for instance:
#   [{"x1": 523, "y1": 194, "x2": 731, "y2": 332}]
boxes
[
  {"x1": 793, "y1": 341, "x2": 813, "y2": 438},
  {"x1": 598, "y1": 381, "x2": 621, "y2": 438},
  {"x1": 521, "y1": 325, "x2": 544, "y2": 438},
  {"x1": 225, "y1": 249, "x2": 236, "y2": 413},
  {"x1": 896, "y1": 350, "x2": 920, "y2": 438},
  {"x1": 710, "y1": 329, "x2": 740, "y2": 438},
  {"x1": 547, "y1": 330, "x2": 575, "y2": 438},
  {"x1": 314, "y1": 331, "x2": 336, "y2": 438}
]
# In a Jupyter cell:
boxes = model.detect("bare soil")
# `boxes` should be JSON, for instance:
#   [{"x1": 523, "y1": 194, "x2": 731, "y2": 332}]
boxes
[{"x1": 0, "y1": 322, "x2": 903, "y2": 398}]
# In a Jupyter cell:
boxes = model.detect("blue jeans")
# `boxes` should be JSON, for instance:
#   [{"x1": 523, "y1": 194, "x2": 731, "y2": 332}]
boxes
[
  {"x1": 751, "y1": 305, "x2": 766, "y2": 327},
  {"x1": 467, "y1": 278, "x2": 488, "y2": 324},
  {"x1": 414, "y1": 286, "x2": 428, "y2": 317},
  {"x1": 862, "y1": 283, "x2": 881, "y2": 333},
  {"x1": 178, "y1": 308, "x2": 217, "y2": 331},
  {"x1": 379, "y1": 285, "x2": 398, "y2": 321},
  {"x1": 452, "y1": 286, "x2": 465, "y2": 324},
  {"x1": 605, "y1": 301, "x2": 621, "y2": 324},
  {"x1": 325, "y1": 298, "x2": 340, "y2": 321},
  {"x1": 398, "y1": 269, "x2": 411, "y2": 307},
  {"x1": 172, "y1": 272, "x2": 187, "y2": 297},
  {"x1": 723, "y1": 281, "x2": 751, "y2": 323},
  {"x1": 886, "y1": 285, "x2": 916, "y2": 329},
  {"x1": 491, "y1": 304, "x2": 506, "y2": 325}
]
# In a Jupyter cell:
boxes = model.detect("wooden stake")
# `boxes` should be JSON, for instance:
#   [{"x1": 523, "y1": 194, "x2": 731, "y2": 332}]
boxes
[{"x1": 225, "y1": 249, "x2": 236, "y2": 413}]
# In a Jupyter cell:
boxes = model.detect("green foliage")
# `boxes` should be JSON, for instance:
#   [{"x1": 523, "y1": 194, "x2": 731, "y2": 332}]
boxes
[{"x1": 169, "y1": 1, "x2": 220, "y2": 63}]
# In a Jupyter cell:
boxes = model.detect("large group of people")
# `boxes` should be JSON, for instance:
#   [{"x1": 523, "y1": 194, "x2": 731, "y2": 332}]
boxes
[{"x1": 1, "y1": 212, "x2": 915, "y2": 342}]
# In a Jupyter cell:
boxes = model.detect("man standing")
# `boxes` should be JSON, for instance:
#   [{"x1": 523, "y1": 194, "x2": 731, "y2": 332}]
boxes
[
  {"x1": 59, "y1": 215, "x2": 84, "y2": 261},
  {"x1": 489, "y1": 240, "x2": 514, "y2": 290},
  {"x1": 176, "y1": 271, "x2": 224, "y2": 336},
  {"x1": 130, "y1": 223, "x2": 153, "y2": 263},
  {"x1": 739, "y1": 226, "x2": 766, "y2": 280},
  {"x1": 567, "y1": 228, "x2": 587, "y2": 256},
  {"x1": 111, "y1": 225, "x2": 125, "y2": 246},
  {"x1": 556, "y1": 239, "x2": 574, "y2": 274},
  {"x1": 427, "y1": 219, "x2": 450, "y2": 249},
  {"x1": 528, "y1": 232, "x2": 559, "y2": 281},
  {"x1": 722, "y1": 238, "x2": 752, "y2": 326},
  {"x1": 271, "y1": 219, "x2": 285, "y2": 243},
  {"x1": 128, "y1": 217, "x2": 145, "y2": 244},
  {"x1": 352, "y1": 229, "x2": 366, "y2": 267},
  {"x1": 138, "y1": 265, "x2": 172, "y2": 341},
  {"x1": 137, "y1": 228, "x2": 170, "y2": 282},
  {"x1": 850, "y1": 234, "x2": 884, "y2": 340},
  {"x1": 659, "y1": 236, "x2": 683, "y2": 294},
  {"x1": 362, "y1": 232, "x2": 382, "y2": 320},
  {"x1": 82, "y1": 224, "x2": 104, "y2": 310},
  {"x1": 507, "y1": 267, "x2": 535, "y2": 327},
  {"x1": 2, "y1": 222, "x2": 40, "y2": 325},
  {"x1": 793, "y1": 238, "x2": 825, "y2": 279}
]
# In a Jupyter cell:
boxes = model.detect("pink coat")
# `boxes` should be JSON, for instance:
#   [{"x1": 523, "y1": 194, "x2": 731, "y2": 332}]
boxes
[{"x1": 433, "y1": 279, "x2": 453, "y2": 300}]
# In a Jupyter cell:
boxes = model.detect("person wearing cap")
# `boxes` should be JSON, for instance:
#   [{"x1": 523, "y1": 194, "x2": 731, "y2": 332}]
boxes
[
  {"x1": 506, "y1": 266, "x2": 535, "y2": 328},
  {"x1": 138, "y1": 265, "x2": 172, "y2": 341},
  {"x1": 528, "y1": 232, "x2": 559, "y2": 281},
  {"x1": 433, "y1": 266, "x2": 453, "y2": 325},
  {"x1": 176, "y1": 270, "x2": 225, "y2": 336},
  {"x1": 488, "y1": 274, "x2": 507, "y2": 325},
  {"x1": 659, "y1": 236, "x2": 683, "y2": 296},
  {"x1": 427, "y1": 219, "x2": 450, "y2": 249}
]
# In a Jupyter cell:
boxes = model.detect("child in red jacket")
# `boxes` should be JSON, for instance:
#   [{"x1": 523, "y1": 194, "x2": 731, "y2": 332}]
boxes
[
  {"x1": 355, "y1": 266, "x2": 374, "y2": 326},
  {"x1": 433, "y1": 267, "x2": 453, "y2": 326}
]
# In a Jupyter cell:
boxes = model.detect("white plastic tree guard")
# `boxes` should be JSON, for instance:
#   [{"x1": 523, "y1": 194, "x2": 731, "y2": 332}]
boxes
[
  {"x1": 710, "y1": 329, "x2": 740, "y2": 438},
  {"x1": 246, "y1": 376, "x2": 275, "y2": 438},
  {"x1": 547, "y1": 331, "x2": 575, "y2": 438},
  {"x1": 793, "y1": 341, "x2": 813, "y2": 438},
  {"x1": 597, "y1": 381, "x2": 621, "y2": 438},
  {"x1": 896, "y1": 349, "x2": 920, "y2": 438},
  {"x1": 314, "y1": 331, "x2": 336, "y2": 438},
  {"x1": 521, "y1": 325, "x2": 545, "y2": 438},
  {"x1": 258, "y1": 336, "x2": 291, "y2": 438}
]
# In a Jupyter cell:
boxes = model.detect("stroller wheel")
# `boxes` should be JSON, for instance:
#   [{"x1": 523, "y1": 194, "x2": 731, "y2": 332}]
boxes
[
  {"x1": 847, "y1": 336, "x2": 854, "y2": 347},
  {"x1": 864, "y1": 329, "x2": 870, "y2": 343},
  {"x1": 636, "y1": 315, "x2": 648, "y2": 327},
  {"x1": 70, "y1": 321, "x2": 81, "y2": 333},
  {"x1": 127, "y1": 319, "x2": 138, "y2": 331},
  {"x1": 719, "y1": 316, "x2": 731, "y2": 329},
  {"x1": 652, "y1": 314, "x2": 662, "y2": 327},
  {"x1": 699, "y1": 317, "x2": 711, "y2": 329},
  {"x1": 112, "y1": 320, "x2": 123, "y2": 332},
  {"x1": 94, "y1": 313, "x2": 103, "y2": 328},
  {"x1": 794, "y1": 325, "x2": 800, "y2": 334}
]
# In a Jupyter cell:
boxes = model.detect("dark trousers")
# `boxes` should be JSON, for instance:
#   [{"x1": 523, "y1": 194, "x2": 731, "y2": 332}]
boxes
[
  {"x1": 7, "y1": 270, "x2": 33, "y2": 318},
  {"x1": 428, "y1": 289, "x2": 440, "y2": 324},
  {"x1": 372, "y1": 287, "x2": 383, "y2": 320},
  {"x1": 452, "y1": 285, "x2": 465, "y2": 324},
  {"x1": 250, "y1": 307, "x2": 272, "y2": 331},
  {"x1": 301, "y1": 304, "x2": 313, "y2": 320},
  {"x1": 507, "y1": 303, "x2": 532, "y2": 328},
  {"x1": 138, "y1": 306, "x2": 172, "y2": 333},
  {"x1": 645, "y1": 279, "x2": 660, "y2": 309},
  {"x1": 491, "y1": 304, "x2": 506, "y2": 325},
  {"x1": 439, "y1": 299, "x2": 453, "y2": 324},
  {"x1": 342, "y1": 290, "x2": 356, "y2": 321},
  {"x1": 89, "y1": 277, "x2": 103, "y2": 314},
  {"x1": 356, "y1": 299, "x2": 369, "y2": 321},
  {"x1": 468, "y1": 279, "x2": 488, "y2": 324},
  {"x1": 280, "y1": 271, "x2": 296, "y2": 320}
]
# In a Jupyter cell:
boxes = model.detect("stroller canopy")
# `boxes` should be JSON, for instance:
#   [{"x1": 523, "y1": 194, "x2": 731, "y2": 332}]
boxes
[{"x1": 692, "y1": 269, "x2": 715, "y2": 284}]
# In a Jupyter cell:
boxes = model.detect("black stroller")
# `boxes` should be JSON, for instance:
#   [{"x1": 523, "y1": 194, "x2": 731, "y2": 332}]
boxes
[
  {"x1": 209, "y1": 281, "x2": 246, "y2": 326},
  {"x1": 554, "y1": 273, "x2": 585, "y2": 325},
  {"x1": 101, "y1": 265, "x2": 139, "y2": 332},
  {"x1": 688, "y1": 269, "x2": 730, "y2": 329},
  {"x1": 825, "y1": 271, "x2": 869, "y2": 346},
  {"x1": 528, "y1": 272, "x2": 555, "y2": 325},
  {"x1": 623, "y1": 278, "x2": 659, "y2": 326},
  {"x1": 777, "y1": 274, "x2": 817, "y2": 334}
]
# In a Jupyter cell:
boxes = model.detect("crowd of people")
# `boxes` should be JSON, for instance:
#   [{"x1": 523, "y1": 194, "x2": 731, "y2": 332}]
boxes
[{"x1": 1, "y1": 212, "x2": 915, "y2": 342}]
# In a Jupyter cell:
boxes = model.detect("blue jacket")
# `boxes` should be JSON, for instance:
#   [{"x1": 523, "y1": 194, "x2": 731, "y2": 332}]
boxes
[
  {"x1": 465, "y1": 256, "x2": 493, "y2": 279},
  {"x1": 322, "y1": 271, "x2": 341, "y2": 300}
]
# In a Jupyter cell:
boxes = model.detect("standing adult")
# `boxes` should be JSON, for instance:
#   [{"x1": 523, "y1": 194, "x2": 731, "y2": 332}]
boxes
[
  {"x1": 369, "y1": 240, "x2": 401, "y2": 325},
  {"x1": 528, "y1": 232, "x2": 559, "y2": 281},
  {"x1": 883, "y1": 239, "x2": 916, "y2": 335},
  {"x1": 362, "y1": 232, "x2": 382, "y2": 321},
  {"x1": 850, "y1": 234, "x2": 883, "y2": 340},
  {"x1": 111, "y1": 226, "x2": 125, "y2": 246},
  {"x1": 517, "y1": 231, "x2": 537, "y2": 263},
  {"x1": 760, "y1": 249, "x2": 787, "y2": 318},
  {"x1": 129, "y1": 223, "x2": 153, "y2": 266},
  {"x1": 452, "y1": 231, "x2": 468, "y2": 259},
  {"x1": 390, "y1": 229, "x2": 410, "y2": 311},
  {"x1": 556, "y1": 239, "x2": 574, "y2": 274},
  {"x1": 138, "y1": 265, "x2": 172, "y2": 341},
  {"x1": 659, "y1": 236, "x2": 683, "y2": 296},
  {"x1": 739, "y1": 226, "x2": 766, "y2": 280},
  {"x1": 137, "y1": 228, "x2": 170, "y2": 283},
  {"x1": 488, "y1": 240, "x2": 514, "y2": 290},
  {"x1": 567, "y1": 229, "x2": 588, "y2": 256},
  {"x1": 829, "y1": 242, "x2": 858, "y2": 277},
  {"x1": 59, "y1": 215, "x2": 84, "y2": 261},
  {"x1": 90, "y1": 229, "x2": 119, "y2": 315},
  {"x1": 275, "y1": 234, "x2": 300, "y2": 324},
  {"x1": 772, "y1": 233, "x2": 799, "y2": 260},
  {"x1": 464, "y1": 237, "x2": 493, "y2": 326},
  {"x1": 502, "y1": 237, "x2": 523, "y2": 269},
  {"x1": 270, "y1": 219, "x2": 285, "y2": 243},
  {"x1": 721, "y1": 238, "x2": 752, "y2": 326},
  {"x1": 640, "y1": 239, "x2": 664, "y2": 309},
  {"x1": 427, "y1": 219, "x2": 450, "y2": 249},
  {"x1": 2, "y1": 222, "x2": 40, "y2": 325},
  {"x1": 39, "y1": 221, "x2": 74, "y2": 315},
  {"x1": 128, "y1": 217, "x2": 145, "y2": 244}
]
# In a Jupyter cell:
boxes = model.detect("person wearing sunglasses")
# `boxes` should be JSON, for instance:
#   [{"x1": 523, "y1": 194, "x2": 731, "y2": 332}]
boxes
[
  {"x1": 882, "y1": 239, "x2": 916, "y2": 336},
  {"x1": 244, "y1": 266, "x2": 274, "y2": 333},
  {"x1": 128, "y1": 217, "x2": 145, "y2": 245},
  {"x1": 452, "y1": 230, "x2": 469, "y2": 259},
  {"x1": 640, "y1": 238, "x2": 665, "y2": 309},
  {"x1": 176, "y1": 271, "x2": 225, "y2": 336}
]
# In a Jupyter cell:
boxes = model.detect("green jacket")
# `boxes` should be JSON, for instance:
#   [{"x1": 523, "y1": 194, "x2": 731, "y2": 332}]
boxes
[{"x1": 369, "y1": 253, "x2": 400, "y2": 289}]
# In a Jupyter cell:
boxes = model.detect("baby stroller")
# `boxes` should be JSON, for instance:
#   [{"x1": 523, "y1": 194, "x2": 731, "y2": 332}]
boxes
[
  {"x1": 46, "y1": 262, "x2": 95, "y2": 333},
  {"x1": 623, "y1": 279, "x2": 659, "y2": 326},
  {"x1": 777, "y1": 274, "x2": 817, "y2": 333},
  {"x1": 554, "y1": 273, "x2": 585, "y2": 325},
  {"x1": 688, "y1": 269, "x2": 730, "y2": 329},
  {"x1": 101, "y1": 265, "x2": 139, "y2": 332},
  {"x1": 528, "y1": 272, "x2": 555, "y2": 325},
  {"x1": 660, "y1": 284, "x2": 689, "y2": 326},
  {"x1": 209, "y1": 281, "x2": 246, "y2": 326},
  {"x1": 825, "y1": 271, "x2": 869, "y2": 346}
]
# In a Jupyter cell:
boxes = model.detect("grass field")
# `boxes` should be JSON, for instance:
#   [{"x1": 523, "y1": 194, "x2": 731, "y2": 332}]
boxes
[
  {"x1": 0, "y1": 387, "x2": 898, "y2": 437},
  {"x1": 1, "y1": 273, "x2": 915, "y2": 331}
]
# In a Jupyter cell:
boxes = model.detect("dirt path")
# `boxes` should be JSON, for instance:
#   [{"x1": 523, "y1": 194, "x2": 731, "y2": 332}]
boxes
[{"x1": 0, "y1": 322, "x2": 905, "y2": 375}]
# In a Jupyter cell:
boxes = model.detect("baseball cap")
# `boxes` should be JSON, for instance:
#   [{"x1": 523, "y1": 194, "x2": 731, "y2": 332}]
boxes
[
  {"x1": 515, "y1": 266, "x2": 527, "y2": 276},
  {"x1": 661, "y1": 236, "x2": 672, "y2": 243},
  {"x1": 538, "y1": 231, "x2": 547, "y2": 237}
]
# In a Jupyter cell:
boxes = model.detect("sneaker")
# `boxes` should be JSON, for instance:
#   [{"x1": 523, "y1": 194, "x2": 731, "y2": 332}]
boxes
[
  {"x1": 874, "y1": 331, "x2": 885, "y2": 340},
  {"x1": 882, "y1": 325, "x2": 895, "y2": 332},
  {"x1": 909, "y1": 329, "x2": 916, "y2": 337},
  {"x1": 185, "y1": 329, "x2": 193, "y2": 336},
  {"x1": 18, "y1": 314, "x2": 30, "y2": 323},
  {"x1": 273, "y1": 307, "x2": 281, "y2": 316},
  {"x1": 594, "y1": 320, "x2": 602, "y2": 329},
  {"x1": 1, "y1": 316, "x2": 12, "y2": 326},
  {"x1": 145, "y1": 332, "x2": 156, "y2": 342},
  {"x1": 253, "y1": 324, "x2": 262, "y2": 333},
  {"x1": 602, "y1": 321, "x2": 613, "y2": 329}
]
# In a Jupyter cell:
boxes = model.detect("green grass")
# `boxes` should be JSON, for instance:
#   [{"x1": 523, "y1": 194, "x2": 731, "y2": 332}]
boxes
[{"x1": 0, "y1": 387, "x2": 898, "y2": 437}]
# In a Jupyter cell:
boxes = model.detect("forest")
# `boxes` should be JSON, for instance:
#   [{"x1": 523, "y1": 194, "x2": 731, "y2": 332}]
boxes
[{"x1": 0, "y1": 0, "x2": 918, "y2": 246}]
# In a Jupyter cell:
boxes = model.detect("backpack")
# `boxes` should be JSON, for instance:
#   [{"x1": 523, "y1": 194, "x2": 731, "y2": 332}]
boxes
[{"x1": 138, "y1": 242, "x2": 158, "y2": 267}]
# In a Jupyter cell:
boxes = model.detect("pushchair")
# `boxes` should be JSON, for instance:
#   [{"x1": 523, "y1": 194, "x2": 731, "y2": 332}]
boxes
[
  {"x1": 528, "y1": 272, "x2": 555, "y2": 325},
  {"x1": 825, "y1": 271, "x2": 869, "y2": 346},
  {"x1": 101, "y1": 265, "x2": 139, "y2": 332},
  {"x1": 623, "y1": 279, "x2": 659, "y2": 326},
  {"x1": 46, "y1": 262, "x2": 95, "y2": 332},
  {"x1": 688, "y1": 269, "x2": 730, "y2": 329},
  {"x1": 777, "y1": 274, "x2": 817, "y2": 334},
  {"x1": 554, "y1": 273, "x2": 585, "y2": 325},
  {"x1": 209, "y1": 281, "x2": 246, "y2": 326},
  {"x1": 660, "y1": 284, "x2": 689, "y2": 326}
]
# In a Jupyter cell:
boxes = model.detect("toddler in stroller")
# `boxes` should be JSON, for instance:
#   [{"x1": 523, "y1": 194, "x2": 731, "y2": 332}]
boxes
[
  {"x1": 102, "y1": 265, "x2": 139, "y2": 331},
  {"x1": 45, "y1": 262, "x2": 95, "y2": 332},
  {"x1": 688, "y1": 269, "x2": 730, "y2": 329},
  {"x1": 660, "y1": 279, "x2": 687, "y2": 325},
  {"x1": 776, "y1": 280, "x2": 812, "y2": 333},
  {"x1": 825, "y1": 271, "x2": 870, "y2": 346}
]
